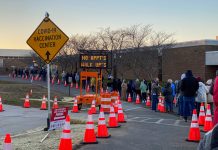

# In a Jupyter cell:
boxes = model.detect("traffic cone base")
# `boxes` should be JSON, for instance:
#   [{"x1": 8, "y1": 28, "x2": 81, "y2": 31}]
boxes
[
  {"x1": 96, "y1": 125, "x2": 111, "y2": 138},
  {"x1": 118, "y1": 113, "x2": 126, "y2": 123}
]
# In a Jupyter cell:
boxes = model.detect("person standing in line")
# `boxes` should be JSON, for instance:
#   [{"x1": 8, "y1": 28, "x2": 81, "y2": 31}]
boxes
[
  {"x1": 176, "y1": 73, "x2": 186, "y2": 117},
  {"x1": 206, "y1": 79, "x2": 214, "y2": 115},
  {"x1": 163, "y1": 81, "x2": 173, "y2": 113},
  {"x1": 151, "y1": 78, "x2": 161, "y2": 112},
  {"x1": 195, "y1": 77, "x2": 208, "y2": 115},
  {"x1": 168, "y1": 79, "x2": 176, "y2": 111},
  {"x1": 212, "y1": 71, "x2": 218, "y2": 126},
  {"x1": 181, "y1": 70, "x2": 199, "y2": 122},
  {"x1": 121, "y1": 79, "x2": 127, "y2": 101},
  {"x1": 140, "y1": 79, "x2": 147, "y2": 103}
]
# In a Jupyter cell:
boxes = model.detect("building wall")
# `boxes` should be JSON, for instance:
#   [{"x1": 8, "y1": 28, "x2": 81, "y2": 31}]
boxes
[
  {"x1": 162, "y1": 45, "x2": 218, "y2": 81},
  {"x1": 162, "y1": 46, "x2": 205, "y2": 81}
]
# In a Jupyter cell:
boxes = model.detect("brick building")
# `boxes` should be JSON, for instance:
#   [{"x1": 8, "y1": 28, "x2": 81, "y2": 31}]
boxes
[
  {"x1": 0, "y1": 49, "x2": 33, "y2": 75},
  {"x1": 162, "y1": 40, "x2": 218, "y2": 81}
]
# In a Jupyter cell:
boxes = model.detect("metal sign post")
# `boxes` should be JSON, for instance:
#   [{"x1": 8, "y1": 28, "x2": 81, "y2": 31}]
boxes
[
  {"x1": 26, "y1": 12, "x2": 69, "y2": 131},
  {"x1": 47, "y1": 64, "x2": 51, "y2": 130}
]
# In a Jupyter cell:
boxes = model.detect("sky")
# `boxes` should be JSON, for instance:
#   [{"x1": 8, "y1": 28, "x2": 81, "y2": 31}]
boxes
[{"x1": 1, "y1": 0, "x2": 218, "y2": 49}]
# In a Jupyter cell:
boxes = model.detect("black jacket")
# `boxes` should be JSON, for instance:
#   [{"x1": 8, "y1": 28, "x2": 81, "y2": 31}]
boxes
[
  {"x1": 163, "y1": 83, "x2": 173, "y2": 102},
  {"x1": 181, "y1": 76, "x2": 199, "y2": 97}
]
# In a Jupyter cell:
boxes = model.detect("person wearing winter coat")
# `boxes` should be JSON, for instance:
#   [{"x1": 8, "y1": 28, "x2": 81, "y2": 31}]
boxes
[
  {"x1": 121, "y1": 79, "x2": 127, "y2": 101},
  {"x1": 181, "y1": 70, "x2": 199, "y2": 122},
  {"x1": 206, "y1": 79, "x2": 214, "y2": 115},
  {"x1": 213, "y1": 70, "x2": 218, "y2": 126},
  {"x1": 176, "y1": 73, "x2": 186, "y2": 116},
  {"x1": 195, "y1": 77, "x2": 209, "y2": 115},
  {"x1": 163, "y1": 81, "x2": 174, "y2": 112},
  {"x1": 151, "y1": 78, "x2": 161, "y2": 111},
  {"x1": 140, "y1": 80, "x2": 147, "y2": 103}
]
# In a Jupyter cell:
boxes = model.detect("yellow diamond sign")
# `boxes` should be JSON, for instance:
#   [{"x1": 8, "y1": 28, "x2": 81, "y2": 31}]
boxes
[{"x1": 27, "y1": 17, "x2": 69, "y2": 64}]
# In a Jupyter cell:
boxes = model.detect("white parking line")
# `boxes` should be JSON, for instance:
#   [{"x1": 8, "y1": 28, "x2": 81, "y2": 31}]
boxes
[{"x1": 125, "y1": 107, "x2": 142, "y2": 111}]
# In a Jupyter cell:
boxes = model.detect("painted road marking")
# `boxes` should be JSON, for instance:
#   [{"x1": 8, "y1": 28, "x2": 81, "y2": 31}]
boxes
[
  {"x1": 127, "y1": 117, "x2": 189, "y2": 128},
  {"x1": 125, "y1": 107, "x2": 142, "y2": 111}
]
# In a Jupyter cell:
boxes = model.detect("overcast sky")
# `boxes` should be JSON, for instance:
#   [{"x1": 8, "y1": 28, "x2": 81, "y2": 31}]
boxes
[{"x1": 1, "y1": 0, "x2": 218, "y2": 49}]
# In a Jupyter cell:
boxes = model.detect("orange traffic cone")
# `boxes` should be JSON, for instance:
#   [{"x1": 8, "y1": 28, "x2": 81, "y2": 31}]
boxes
[
  {"x1": 198, "y1": 103, "x2": 205, "y2": 126},
  {"x1": 82, "y1": 109, "x2": 98, "y2": 144},
  {"x1": 86, "y1": 85, "x2": 90, "y2": 93},
  {"x1": 146, "y1": 96, "x2": 151, "y2": 107},
  {"x1": 90, "y1": 100, "x2": 97, "y2": 114},
  {"x1": 203, "y1": 104, "x2": 213, "y2": 132},
  {"x1": 114, "y1": 99, "x2": 118, "y2": 113},
  {"x1": 22, "y1": 75, "x2": 24, "y2": 80},
  {"x1": 24, "y1": 94, "x2": 30, "y2": 108},
  {"x1": 127, "y1": 93, "x2": 132, "y2": 102},
  {"x1": 70, "y1": 82, "x2": 73, "y2": 88},
  {"x1": 0, "y1": 96, "x2": 4, "y2": 112},
  {"x1": 76, "y1": 83, "x2": 79, "y2": 89},
  {"x1": 118, "y1": 101, "x2": 126, "y2": 123},
  {"x1": 186, "y1": 109, "x2": 201, "y2": 142},
  {"x1": 108, "y1": 103, "x2": 121, "y2": 128},
  {"x1": 3, "y1": 134, "x2": 12, "y2": 150},
  {"x1": 157, "y1": 97, "x2": 162, "y2": 111},
  {"x1": 100, "y1": 88, "x2": 104, "y2": 93},
  {"x1": 39, "y1": 76, "x2": 42, "y2": 81},
  {"x1": 59, "y1": 115, "x2": 72, "y2": 150},
  {"x1": 135, "y1": 94, "x2": 140, "y2": 104},
  {"x1": 25, "y1": 75, "x2": 28, "y2": 80},
  {"x1": 53, "y1": 96, "x2": 59, "y2": 109},
  {"x1": 64, "y1": 81, "x2": 67, "y2": 87},
  {"x1": 160, "y1": 100, "x2": 166, "y2": 113},
  {"x1": 57, "y1": 79, "x2": 60, "y2": 85},
  {"x1": 96, "y1": 107, "x2": 111, "y2": 138},
  {"x1": 40, "y1": 95, "x2": 47, "y2": 110},
  {"x1": 71, "y1": 98, "x2": 79, "y2": 113}
]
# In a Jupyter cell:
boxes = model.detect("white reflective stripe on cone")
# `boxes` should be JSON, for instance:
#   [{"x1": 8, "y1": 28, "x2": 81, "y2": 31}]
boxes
[
  {"x1": 3, "y1": 143, "x2": 12, "y2": 150},
  {"x1": 99, "y1": 112, "x2": 104, "y2": 118},
  {"x1": 61, "y1": 132, "x2": 71, "y2": 139},
  {"x1": 111, "y1": 96, "x2": 117, "y2": 99},
  {"x1": 86, "y1": 123, "x2": 94, "y2": 129},
  {"x1": 88, "y1": 115, "x2": 93, "y2": 122},
  {"x1": 101, "y1": 98, "x2": 110, "y2": 102},
  {"x1": 191, "y1": 123, "x2": 199, "y2": 128},
  {"x1": 200, "y1": 107, "x2": 204, "y2": 111},
  {"x1": 192, "y1": 115, "x2": 198, "y2": 121},
  {"x1": 199, "y1": 112, "x2": 205, "y2": 116},
  {"x1": 118, "y1": 110, "x2": 123, "y2": 113},
  {"x1": 110, "y1": 107, "x2": 115, "y2": 112},
  {"x1": 98, "y1": 120, "x2": 106, "y2": 125},
  {"x1": 74, "y1": 104, "x2": 78, "y2": 106},
  {"x1": 63, "y1": 122, "x2": 71, "y2": 130},
  {"x1": 109, "y1": 113, "x2": 116, "y2": 117},
  {"x1": 205, "y1": 117, "x2": 212, "y2": 121},
  {"x1": 101, "y1": 105, "x2": 110, "y2": 108},
  {"x1": 206, "y1": 111, "x2": 212, "y2": 116}
]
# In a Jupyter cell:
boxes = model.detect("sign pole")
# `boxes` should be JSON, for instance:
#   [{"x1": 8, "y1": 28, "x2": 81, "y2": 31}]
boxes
[{"x1": 47, "y1": 63, "x2": 51, "y2": 130}]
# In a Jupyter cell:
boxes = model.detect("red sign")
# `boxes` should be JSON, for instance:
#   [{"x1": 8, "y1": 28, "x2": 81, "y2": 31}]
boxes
[{"x1": 49, "y1": 107, "x2": 68, "y2": 130}]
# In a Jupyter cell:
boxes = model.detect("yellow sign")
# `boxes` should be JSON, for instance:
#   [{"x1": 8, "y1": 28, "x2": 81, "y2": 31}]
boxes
[{"x1": 27, "y1": 17, "x2": 69, "y2": 64}]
